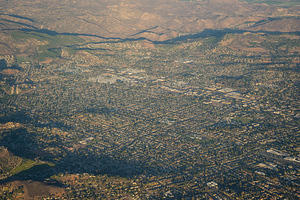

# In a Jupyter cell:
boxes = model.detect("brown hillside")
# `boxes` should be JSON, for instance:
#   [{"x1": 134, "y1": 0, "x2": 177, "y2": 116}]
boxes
[{"x1": 0, "y1": 0, "x2": 299, "y2": 41}]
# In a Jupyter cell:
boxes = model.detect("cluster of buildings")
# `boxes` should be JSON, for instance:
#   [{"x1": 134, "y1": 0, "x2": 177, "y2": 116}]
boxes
[{"x1": 0, "y1": 32, "x2": 299, "y2": 199}]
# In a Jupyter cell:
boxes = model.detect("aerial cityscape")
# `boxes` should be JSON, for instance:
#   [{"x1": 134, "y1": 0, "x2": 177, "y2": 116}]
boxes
[{"x1": 0, "y1": 0, "x2": 299, "y2": 199}]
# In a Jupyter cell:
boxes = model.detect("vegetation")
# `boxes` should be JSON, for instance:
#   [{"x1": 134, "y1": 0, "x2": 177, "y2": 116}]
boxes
[
  {"x1": 11, "y1": 30, "x2": 84, "y2": 60},
  {"x1": 10, "y1": 159, "x2": 37, "y2": 175},
  {"x1": 10, "y1": 159, "x2": 54, "y2": 176}
]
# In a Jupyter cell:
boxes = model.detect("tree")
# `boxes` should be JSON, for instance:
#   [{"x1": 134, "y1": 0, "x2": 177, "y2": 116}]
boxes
[{"x1": 0, "y1": 59, "x2": 7, "y2": 70}]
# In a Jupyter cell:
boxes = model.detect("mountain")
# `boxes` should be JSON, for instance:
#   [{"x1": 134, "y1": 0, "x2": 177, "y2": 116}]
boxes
[{"x1": 0, "y1": 0, "x2": 299, "y2": 42}]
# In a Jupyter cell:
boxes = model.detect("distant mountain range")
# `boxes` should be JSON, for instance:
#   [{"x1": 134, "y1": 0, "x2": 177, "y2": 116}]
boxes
[{"x1": 0, "y1": 0, "x2": 299, "y2": 41}]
